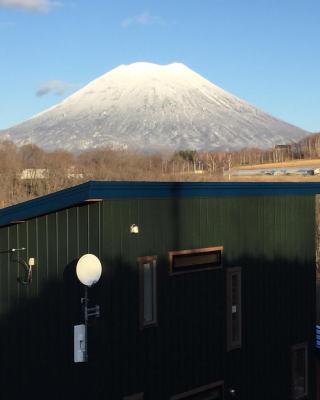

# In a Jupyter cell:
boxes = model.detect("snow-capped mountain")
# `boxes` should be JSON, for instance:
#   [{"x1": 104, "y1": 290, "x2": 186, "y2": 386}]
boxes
[{"x1": 1, "y1": 62, "x2": 309, "y2": 152}]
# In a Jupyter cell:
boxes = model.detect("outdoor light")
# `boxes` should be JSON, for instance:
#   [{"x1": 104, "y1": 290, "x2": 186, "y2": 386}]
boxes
[
  {"x1": 130, "y1": 224, "x2": 139, "y2": 234},
  {"x1": 74, "y1": 253, "x2": 102, "y2": 363}
]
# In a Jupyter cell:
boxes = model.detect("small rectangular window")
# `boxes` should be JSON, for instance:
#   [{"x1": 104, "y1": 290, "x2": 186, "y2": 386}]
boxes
[
  {"x1": 138, "y1": 256, "x2": 157, "y2": 328},
  {"x1": 227, "y1": 267, "x2": 242, "y2": 350},
  {"x1": 171, "y1": 381, "x2": 224, "y2": 400},
  {"x1": 123, "y1": 393, "x2": 144, "y2": 400},
  {"x1": 292, "y1": 343, "x2": 308, "y2": 399},
  {"x1": 169, "y1": 246, "x2": 223, "y2": 275}
]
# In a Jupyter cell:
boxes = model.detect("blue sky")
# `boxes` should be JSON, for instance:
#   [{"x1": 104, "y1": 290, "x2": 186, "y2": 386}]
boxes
[{"x1": 0, "y1": 0, "x2": 319, "y2": 132}]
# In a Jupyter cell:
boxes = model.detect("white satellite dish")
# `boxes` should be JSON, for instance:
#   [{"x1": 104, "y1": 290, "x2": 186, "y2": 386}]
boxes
[{"x1": 76, "y1": 254, "x2": 102, "y2": 287}]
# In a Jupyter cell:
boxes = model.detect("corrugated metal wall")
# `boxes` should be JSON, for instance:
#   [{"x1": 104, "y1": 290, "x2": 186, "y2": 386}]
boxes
[{"x1": 0, "y1": 195, "x2": 316, "y2": 399}]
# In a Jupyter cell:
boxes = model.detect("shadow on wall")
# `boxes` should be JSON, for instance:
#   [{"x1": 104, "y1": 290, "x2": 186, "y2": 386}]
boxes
[
  {"x1": 0, "y1": 259, "x2": 89, "y2": 400},
  {"x1": 0, "y1": 255, "x2": 316, "y2": 400}
]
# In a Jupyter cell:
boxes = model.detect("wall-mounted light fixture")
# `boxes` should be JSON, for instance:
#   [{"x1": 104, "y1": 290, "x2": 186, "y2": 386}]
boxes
[{"x1": 130, "y1": 224, "x2": 139, "y2": 234}]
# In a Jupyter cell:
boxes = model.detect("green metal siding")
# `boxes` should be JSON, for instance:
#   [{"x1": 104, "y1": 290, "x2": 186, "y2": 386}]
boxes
[{"x1": 0, "y1": 195, "x2": 316, "y2": 399}]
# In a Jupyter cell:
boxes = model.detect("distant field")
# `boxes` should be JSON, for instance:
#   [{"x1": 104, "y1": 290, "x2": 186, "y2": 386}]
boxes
[
  {"x1": 226, "y1": 175, "x2": 320, "y2": 182},
  {"x1": 237, "y1": 158, "x2": 320, "y2": 170}
]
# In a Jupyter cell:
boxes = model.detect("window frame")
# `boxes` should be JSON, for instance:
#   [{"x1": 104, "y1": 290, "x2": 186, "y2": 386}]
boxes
[
  {"x1": 226, "y1": 267, "x2": 242, "y2": 351},
  {"x1": 170, "y1": 380, "x2": 224, "y2": 400},
  {"x1": 291, "y1": 342, "x2": 308, "y2": 399},
  {"x1": 138, "y1": 255, "x2": 158, "y2": 329},
  {"x1": 168, "y1": 246, "x2": 223, "y2": 275}
]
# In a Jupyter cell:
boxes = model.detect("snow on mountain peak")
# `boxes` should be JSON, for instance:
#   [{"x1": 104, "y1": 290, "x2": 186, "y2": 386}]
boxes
[
  {"x1": 1, "y1": 62, "x2": 309, "y2": 153},
  {"x1": 118, "y1": 61, "x2": 188, "y2": 70}
]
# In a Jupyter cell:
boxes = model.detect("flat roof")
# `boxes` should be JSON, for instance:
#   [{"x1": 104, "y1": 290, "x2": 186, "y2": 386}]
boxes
[{"x1": 0, "y1": 180, "x2": 320, "y2": 227}]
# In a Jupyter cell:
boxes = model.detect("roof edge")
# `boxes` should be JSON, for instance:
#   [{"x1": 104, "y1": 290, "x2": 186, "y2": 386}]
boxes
[{"x1": 0, "y1": 180, "x2": 319, "y2": 227}]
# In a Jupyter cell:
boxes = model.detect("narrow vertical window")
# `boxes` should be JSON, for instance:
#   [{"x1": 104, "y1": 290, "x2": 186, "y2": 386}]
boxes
[
  {"x1": 227, "y1": 267, "x2": 242, "y2": 350},
  {"x1": 138, "y1": 256, "x2": 157, "y2": 328},
  {"x1": 292, "y1": 343, "x2": 308, "y2": 399}
]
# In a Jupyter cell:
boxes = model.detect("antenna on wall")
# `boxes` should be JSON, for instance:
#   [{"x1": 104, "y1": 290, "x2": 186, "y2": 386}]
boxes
[
  {"x1": 1, "y1": 247, "x2": 37, "y2": 285},
  {"x1": 74, "y1": 254, "x2": 102, "y2": 363}
]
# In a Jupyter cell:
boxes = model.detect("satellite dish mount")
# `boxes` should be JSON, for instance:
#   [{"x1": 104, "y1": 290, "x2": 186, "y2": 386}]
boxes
[{"x1": 74, "y1": 254, "x2": 102, "y2": 363}]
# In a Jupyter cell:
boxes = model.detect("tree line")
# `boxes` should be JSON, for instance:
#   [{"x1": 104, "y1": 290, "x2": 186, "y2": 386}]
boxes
[
  {"x1": 0, "y1": 141, "x2": 222, "y2": 207},
  {"x1": 0, "y1": 132, "x2": 319, "y2": 207}
]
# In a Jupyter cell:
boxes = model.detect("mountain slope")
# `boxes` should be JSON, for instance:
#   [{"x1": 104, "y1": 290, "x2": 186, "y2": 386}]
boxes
[{"x1": 1, "y1": 62, "x2": 309, "y2": 152}]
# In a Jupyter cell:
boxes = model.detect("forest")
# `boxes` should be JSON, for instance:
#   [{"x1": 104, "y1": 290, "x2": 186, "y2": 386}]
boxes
[{"x1": 0, "y1": 132, "x2": 319, "y2": 207}]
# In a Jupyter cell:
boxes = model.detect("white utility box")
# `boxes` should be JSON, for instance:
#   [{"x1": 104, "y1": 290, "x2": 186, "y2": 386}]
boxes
[{"x1": 74, "y1": 324, "x2": 87, "y2": 363}]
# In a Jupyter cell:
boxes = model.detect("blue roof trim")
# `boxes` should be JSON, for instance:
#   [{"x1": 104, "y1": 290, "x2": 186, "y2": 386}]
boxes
[{"x1": 0, "y1": 180, "x2": 320, "y2": 227}]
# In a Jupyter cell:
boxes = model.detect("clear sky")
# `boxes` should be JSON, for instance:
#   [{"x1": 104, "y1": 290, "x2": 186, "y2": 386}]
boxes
[{"x1": 0, "y1": 0, "x2": 319, "y2": 132}]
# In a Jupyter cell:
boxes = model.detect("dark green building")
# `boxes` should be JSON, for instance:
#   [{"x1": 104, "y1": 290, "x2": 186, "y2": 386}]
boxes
[{"x1": 0, "y1": 181, "x2": 317, "y2": 399}]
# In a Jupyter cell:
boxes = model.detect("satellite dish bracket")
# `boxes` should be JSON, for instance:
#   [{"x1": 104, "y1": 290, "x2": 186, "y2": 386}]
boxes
[
  {"x1": 75, "y1": 254, "x2": 102, "y2": 363},
  {"x1": 81, "y1": 288, "x2": 100, "y2": 322}
]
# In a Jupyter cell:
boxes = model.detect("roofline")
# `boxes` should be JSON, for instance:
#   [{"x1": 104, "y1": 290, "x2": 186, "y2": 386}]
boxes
[{"x1": 0, "y1": 180, "x2": 319, "y2": 227}]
